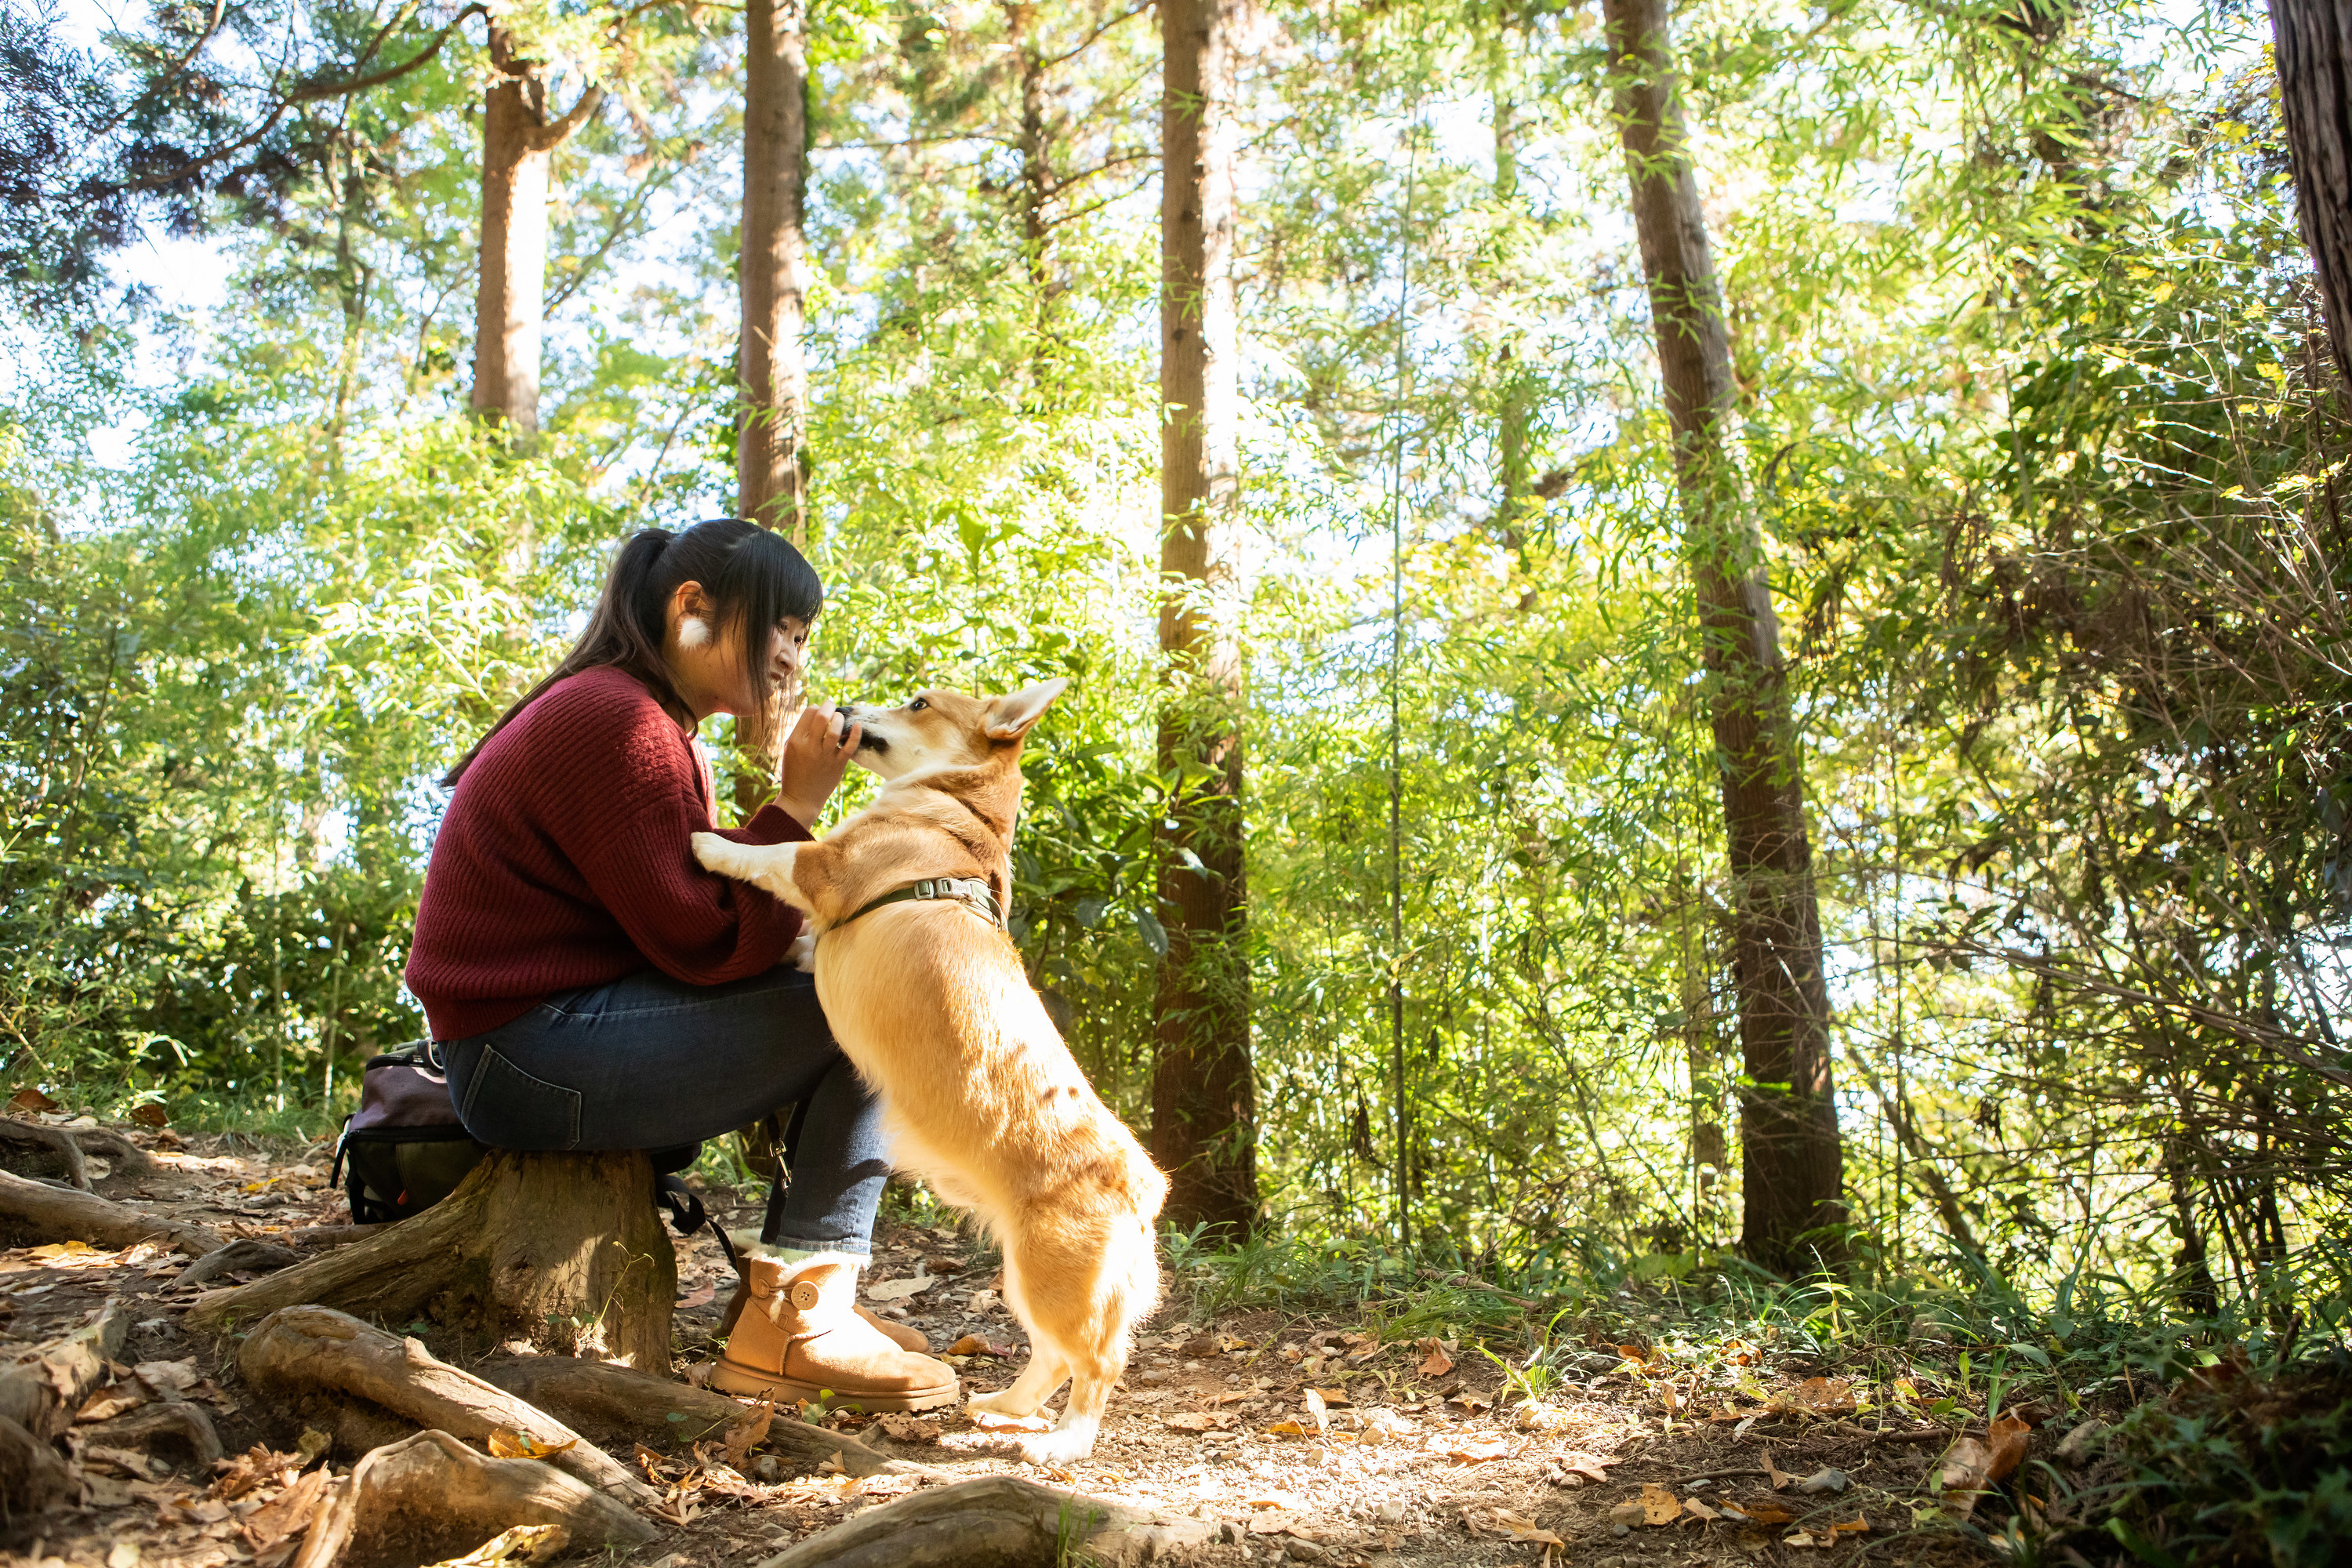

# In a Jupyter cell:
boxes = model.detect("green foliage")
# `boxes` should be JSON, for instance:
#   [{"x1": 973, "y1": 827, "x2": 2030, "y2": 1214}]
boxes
[{"x1": 2, "y1": 0, "x2": 2346, "y2": 1401}]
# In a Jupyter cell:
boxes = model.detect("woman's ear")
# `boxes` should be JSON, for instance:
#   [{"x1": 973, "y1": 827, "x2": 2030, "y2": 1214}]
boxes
[{"x1": 670, "y1": 581, "x2": 713, "y2": 651}]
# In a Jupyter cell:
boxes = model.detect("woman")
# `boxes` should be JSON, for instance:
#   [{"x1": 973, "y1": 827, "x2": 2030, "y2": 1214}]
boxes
[{"x1": 405, "y1": 517, "x2": 957, "y2": 1411}]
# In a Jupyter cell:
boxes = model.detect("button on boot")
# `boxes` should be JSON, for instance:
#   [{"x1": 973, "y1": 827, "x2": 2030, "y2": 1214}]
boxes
[
  {"x1": 713, "y1": 1258, "x2": 958, "y2": 1411},
  {"x1": 717, "y1": 1264, "x2": 931, "y2": 1351}
]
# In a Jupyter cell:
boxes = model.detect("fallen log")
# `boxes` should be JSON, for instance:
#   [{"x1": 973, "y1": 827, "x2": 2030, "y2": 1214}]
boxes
[
  {"x1": 187, "y1": 1150, "x2": 674, "y2": 1368},
  {"x1": 289, "y1": 1429, "x2": 657, "y2": 1568},
  {"x1": 0, "y1": 1301, "x2": 127, "y2": 1516},
  {"x1": 754, "y1": 1475, "x2": 1214, "y2": 1568},
  {"x1": 0, "y1": 1168, "x2": 223, "y2": 1257},
  {"x1": 235, "y1": 1306, "x2": 659, "y2": 1508},
  {"x1": 474, "y1": 1356, "x2": 935, "y2": 1479},
  {"x1": 0, "y1": 1118, "x2": 158, "y2": 1190}
]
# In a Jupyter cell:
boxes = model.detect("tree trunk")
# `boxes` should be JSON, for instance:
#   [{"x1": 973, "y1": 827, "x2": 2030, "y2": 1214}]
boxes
[
  {"x1": 739, "y1": 0, "x2": 810, "y2": 539},
  {"x1": 1005, "y1": 2, "x2": 1051, "y2": 298},
  {"x1": 1149, "y1": 0, "x2": 1258, "y2": 1238},
  {"x1": 2268, "y1": 0, "x2": 2352, "y2": 394},
  {"x1": 187, "y1": 1150, "x2": 676, "y2": 1370},
  {"x1": 1602, "y1": 0, "x2": 1842, "y2": 1274},
  {"x1": 471, "y1": 25, "x2": 603, "y2": 446}
]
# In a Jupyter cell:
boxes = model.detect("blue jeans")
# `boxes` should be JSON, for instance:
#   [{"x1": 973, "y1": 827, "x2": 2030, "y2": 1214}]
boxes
[{"x1": 439, "y1": 965, "x2": 887, "y2": 1258}]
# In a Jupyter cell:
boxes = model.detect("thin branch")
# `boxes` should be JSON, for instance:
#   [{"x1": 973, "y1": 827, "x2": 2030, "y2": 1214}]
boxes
[{"x1": 1038, "y1": 0, "x2": 1151, "y2": 69}]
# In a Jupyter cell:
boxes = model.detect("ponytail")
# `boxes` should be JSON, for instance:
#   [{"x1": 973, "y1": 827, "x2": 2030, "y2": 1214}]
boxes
[{"x1": 442, "y1": 519, "x2": 823, "y2": 787}]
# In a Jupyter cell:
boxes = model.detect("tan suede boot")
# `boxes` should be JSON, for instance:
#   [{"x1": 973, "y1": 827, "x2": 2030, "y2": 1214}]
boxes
[
  {"x1": 713, "y1": 1258, "x2": 958, "y2": 1410},
  {"x1": 717, "y1": 1269, "x2": 931, "y2": 1352}
]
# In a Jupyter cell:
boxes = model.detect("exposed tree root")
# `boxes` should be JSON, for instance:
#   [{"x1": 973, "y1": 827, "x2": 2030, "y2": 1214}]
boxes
[
  {"x1": 0, "y1": 1301, "x2": 125, "y2": 1514},
  {"x1": 234, "y1": 1306, "x2": 659, "y2": 1507},
  {"x1": 81, "y1": 1399, "x2": 223, "y2": 1473},
  {"x1": 0, "y1": 1118, "x2": 158, "y2": 1190},
  {"x1": 0, "y1": 1169, "x2": 222, "y2": 1257},
  {"x1": 187, "y1": 1150, "x2": 675, "y2": 1367},
  {"x1": 289, "y1": 1429, "x2": 657, "y2": 1568},
  {"x1": 174, "y1": 1237, "x2": 304, "y2": 1287},
  {"x1": 475, "y1": 1356, "x2": 937, "y2": 1479},
  {"x1": 753, "y1": 1474, "x2": 1214, "y2": 1567}
]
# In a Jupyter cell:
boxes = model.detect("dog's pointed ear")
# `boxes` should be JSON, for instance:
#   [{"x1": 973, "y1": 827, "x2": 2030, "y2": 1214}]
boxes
[{"x1": 984, "y1": 677, "x2": 1069, "y2": 740}]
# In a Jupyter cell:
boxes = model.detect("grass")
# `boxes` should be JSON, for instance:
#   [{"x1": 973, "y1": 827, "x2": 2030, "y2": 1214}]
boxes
[{"x1": 1156, "y1": 1223, "x2": 2352, "y2": 1568}]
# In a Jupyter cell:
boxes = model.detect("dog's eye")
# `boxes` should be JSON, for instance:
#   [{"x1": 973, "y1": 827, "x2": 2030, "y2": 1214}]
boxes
[{"x1": 908, "y1": 697, "x2": 928, "y2": 711}]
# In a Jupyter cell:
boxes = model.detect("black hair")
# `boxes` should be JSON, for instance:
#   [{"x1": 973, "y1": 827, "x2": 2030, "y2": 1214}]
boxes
[{"x1": 443, "y1": 517, "x2": 824, "y2": 786}]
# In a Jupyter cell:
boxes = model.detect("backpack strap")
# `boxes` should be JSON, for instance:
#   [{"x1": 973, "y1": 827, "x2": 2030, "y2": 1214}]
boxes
[{"x1": 655, "y1": 1173, "x2": 743, "y2": 1276}]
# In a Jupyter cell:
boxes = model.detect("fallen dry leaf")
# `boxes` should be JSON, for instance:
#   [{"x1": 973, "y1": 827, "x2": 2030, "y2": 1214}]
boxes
[
  {"x1": 77, "y1": 1388, "x2": 144, "y2": 1424},
  {"x1": 720, "y1": 1399, "x2": 773, "y2": 1472},
  {"x1": 9, "y1": 1087, "x2": 60, "y2": 1114},
  {"x1": 137, "y1": 1359, "x2": 201, "y2": 1396},
  {"x1": 1786, "y1": 1376, "x2": 1857, "y2": 1415},
  {"x1": 874, "y1": 1413, "x2": 941, "y2": 1444},
  {"x1": 1682, "y1": 1497, "x2": 1721, "y2": 1522},
  {"x1": 674, "y1": 1281, "x2": 716, "y2": 1309},
  {"x1": 240, "y1": 1468, "x2": 329, "y2": 1552},
  {"x1": 1639, "y1": 1482, "x2": 1681, "y2": 1526},
  {"x1": 422, "y1": 1524, "x2": 570, "y2": 1568},
  {"x1": 1163, "y1": 1411, "x2": 1238, "y2": 1432},
  {"x1": 1265, "y1": 1418, "x2": 1311, "y2": 1437},
  {"x1": 1303, "y1": 1388, "x2": 1329, "y2": 1436},
  {"x1": 1559, "y1": 1451, "x2": 1617, "y2": 1483},
  {"x1": 211, "y1": 1445, "x2": 302, "y2": 1501},
  {"x1": 1986, "y1": 1413, "x2": 2032, "y2": 1483},
  {"x1": 1829, "y1": 1516, "x2": 1871, "y2": 1536},
  {"x1": 864, "y1": 1275, "x2": 933, "y2": 1303},
  {"x1": 947, "y1": 1334, "x2": 1016, "y2": 1358},
  {"x1": 1765, "y1": 1447, "x2": 1794, "y2": 1490},
  {"x1": 1937, "y1": 1436, "x2": 1996, "y2": 1518},
  {"x1": 1417, "y1": 1338, "x2": 1454, "y2": 1378},
  {"x1": 1446, "y1": 1435, "x2": 1512, "y2": 1464},
  {"x1": 1723, "y1": 1501, "x2": 1795, "y2": 1525},
  {"x1": 1311, "y1": 1385, "x2": 1350, "y2": 1407},
  {"x1": 1491, "y1": 1508, "x2": 1566, "y2": 1546},
  {"x1": 27, "y1": 1240, "x2": 96, "y2": 1260},
  {"x1": 1659, "y1": 1381, "x2": 1683, "y2": 1415},
  {"x1": 129, "y1": 1102, "x2": 170, "y2": 1127},
  {"x1": 1203, "y1": 1390, "x2": 1253, "y2": 1406},
  {"x1": 485, "y1": 1428, "x2": 577, "y2": 1461}
]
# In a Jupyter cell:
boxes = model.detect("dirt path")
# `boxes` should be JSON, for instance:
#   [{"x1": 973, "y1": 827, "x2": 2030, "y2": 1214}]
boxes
[{"x1": 0, "y1": 1120, "x2": 2000, "y2": 1567}]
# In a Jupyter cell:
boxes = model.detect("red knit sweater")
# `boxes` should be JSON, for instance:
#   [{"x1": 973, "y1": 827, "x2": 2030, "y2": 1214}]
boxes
[{"x1": 405, "y1": 665, "x2": 810, "y2": 1041}]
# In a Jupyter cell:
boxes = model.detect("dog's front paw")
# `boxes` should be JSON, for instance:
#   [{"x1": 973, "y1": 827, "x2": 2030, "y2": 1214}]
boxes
[
  {"x1": 691, "y1": 831, "x2": 748, "y2": 878},
  {"x1": 786, "y1": 931, "x2": 816, "y2": 972},
  {"x1": 1017, "y1": 1422, "x2": 1101, "y2": 1468}
]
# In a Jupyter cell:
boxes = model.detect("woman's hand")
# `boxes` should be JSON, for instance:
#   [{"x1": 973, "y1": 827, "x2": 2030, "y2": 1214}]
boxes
[{"x1": 774, "y1": 703, "x2": 862, "y2": 827}]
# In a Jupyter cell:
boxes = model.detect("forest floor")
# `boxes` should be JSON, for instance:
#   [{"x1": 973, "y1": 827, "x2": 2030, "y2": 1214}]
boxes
[{"x1": 0, "y1": 1118, "x2": 2092, "y2": 1568}]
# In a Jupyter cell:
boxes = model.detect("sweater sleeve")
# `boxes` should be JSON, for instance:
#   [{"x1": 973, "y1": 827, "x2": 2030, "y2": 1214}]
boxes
[{"x1": 535, "y1": 695, "x2": 811, "y2": 985}]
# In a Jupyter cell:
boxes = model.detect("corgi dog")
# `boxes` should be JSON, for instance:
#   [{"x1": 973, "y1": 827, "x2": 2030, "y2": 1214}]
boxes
[{"x1": 690, "y1": 679, "x2": 1167, "y2": 1465}]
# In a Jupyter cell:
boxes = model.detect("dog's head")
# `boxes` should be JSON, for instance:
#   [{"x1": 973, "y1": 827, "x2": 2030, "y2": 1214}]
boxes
[{"x1": 836, "y1": 678, "x2": 1069, "y2": 782}]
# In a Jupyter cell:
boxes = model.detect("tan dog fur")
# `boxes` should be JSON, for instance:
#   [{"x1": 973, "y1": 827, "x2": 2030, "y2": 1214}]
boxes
[{"x1": 691, "y1": 679, "x2": 1167, "y2": 1465}]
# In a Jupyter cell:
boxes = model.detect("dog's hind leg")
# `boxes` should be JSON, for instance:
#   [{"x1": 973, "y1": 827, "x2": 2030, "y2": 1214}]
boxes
[{"x1": 965, "y1": 1345, "x2": 1069, "y2": 1419}]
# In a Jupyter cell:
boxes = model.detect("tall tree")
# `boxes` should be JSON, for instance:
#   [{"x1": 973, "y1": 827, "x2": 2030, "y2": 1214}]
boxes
[
  {"x1": 1150, "y1": 0, "x2": 1258, "y2": 1236},
  {"x1": 1601, "y1": 0, "x2": 1842, "y2": 1272},
  {"x1": 471, "y1": 24, "x2": 602, "y2": 442},
  {"x1": 2267, "y1": 0, "x2": 2352, "y2": 394},
  {"x1": 738, "y1": 0, "x2": 808, "y2": 537}
]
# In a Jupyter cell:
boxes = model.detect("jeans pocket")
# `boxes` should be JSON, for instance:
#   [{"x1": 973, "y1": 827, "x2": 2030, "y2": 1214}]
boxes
[{"x1": 456, "y1": 1046, "x2": 583, "y2": 1150}]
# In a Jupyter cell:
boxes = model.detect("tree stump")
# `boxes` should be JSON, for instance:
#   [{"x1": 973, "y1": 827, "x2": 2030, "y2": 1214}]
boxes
[{"x1": 188, "y1": 1151, "x2": 676, "y2": 1370}]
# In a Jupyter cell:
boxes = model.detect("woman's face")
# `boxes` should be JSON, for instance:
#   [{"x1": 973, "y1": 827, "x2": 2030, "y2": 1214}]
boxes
[{"x1": 666, "y1": 581, "x2": 811, "y2": 723}]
